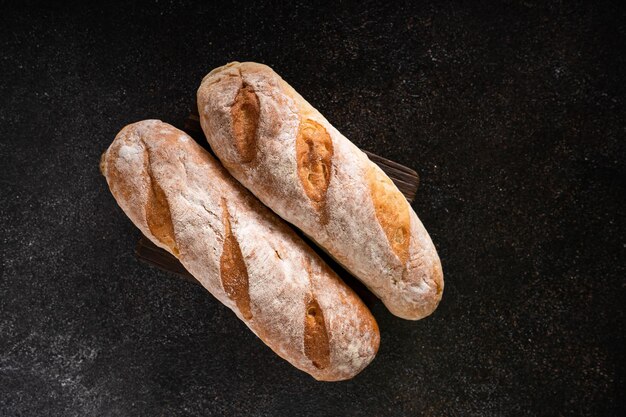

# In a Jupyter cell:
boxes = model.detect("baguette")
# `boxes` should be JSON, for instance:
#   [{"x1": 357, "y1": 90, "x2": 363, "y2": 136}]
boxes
[
  {"x1": 197, "y1": 62, "x2": 443, "y2": 320},
  {"x1": 101, "y1": 120, "x2": 379, "y2": 381}
]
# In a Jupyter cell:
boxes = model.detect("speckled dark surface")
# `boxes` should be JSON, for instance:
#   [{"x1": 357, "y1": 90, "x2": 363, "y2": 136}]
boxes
[{"x1": 1, "y1": 1, "x2": 624, "y2": 416}]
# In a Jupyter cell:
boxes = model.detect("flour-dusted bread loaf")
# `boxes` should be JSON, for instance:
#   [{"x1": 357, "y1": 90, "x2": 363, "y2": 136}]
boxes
[
  {"x1": 100, "y1": 120, "x2": 379, "y2": 381},
  {"x1": 197, "y1": 62, "x2": 443, "y2": 320}
]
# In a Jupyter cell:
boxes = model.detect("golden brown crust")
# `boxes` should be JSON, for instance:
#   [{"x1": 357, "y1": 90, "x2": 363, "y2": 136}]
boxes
[
  {"x1": 219, "y1": 198, "x2": 253, "y2": 320},
  {"x1": 367, "y1": 165, "x2": 410, "y2": 264},
  {"x1": 296, "y1": 119, "x2": 333, "y2": 220},
  {"x1": 231, "y1": 84, "x2": 260, "y2": 162},
  {"x1": 303, "y1": 294, "x2": 331, "y2": 370},
  {"x1": 145, "y1": 155, "x2": 179, "y2": 257}
]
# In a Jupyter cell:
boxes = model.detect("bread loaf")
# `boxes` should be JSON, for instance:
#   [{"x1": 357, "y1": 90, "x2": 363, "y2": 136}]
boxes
[
  {"x1": 197, "y1": 62, "x2": 443, "y2": 320},
  {"x1": 101, "y1": 120, "x2": 379, "y2": 381}
]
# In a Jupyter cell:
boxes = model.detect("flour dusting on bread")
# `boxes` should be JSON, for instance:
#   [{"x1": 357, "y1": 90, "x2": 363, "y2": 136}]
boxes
[
  {"x1": 102, "y1": 120, "x2": 379, "y2": 380},
  {"x1": 198, "y1": 62, "x2": 443, "y2": 320}
]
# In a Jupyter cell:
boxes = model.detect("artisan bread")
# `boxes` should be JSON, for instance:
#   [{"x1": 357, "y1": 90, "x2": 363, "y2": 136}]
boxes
[
  {"x1": 101, "y1": 120, "x2": 379, "y2": 381},
  {"x1": 197, "y1": 62, "x2": 443, "y2": 320}
]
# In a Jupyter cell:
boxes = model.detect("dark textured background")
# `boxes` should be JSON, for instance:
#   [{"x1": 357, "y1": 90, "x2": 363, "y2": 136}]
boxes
[{"x1": 1, "y1": 1, "x2": 624, "y2": 416}]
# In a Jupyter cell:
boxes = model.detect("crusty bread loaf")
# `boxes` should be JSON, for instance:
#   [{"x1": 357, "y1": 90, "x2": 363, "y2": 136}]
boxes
[
  {"x1": 197, "y1": 62, "x2": 443, "y2": 320},
  {"x1": 101, "y1": 120, "x2": 379, "y2": 381}
]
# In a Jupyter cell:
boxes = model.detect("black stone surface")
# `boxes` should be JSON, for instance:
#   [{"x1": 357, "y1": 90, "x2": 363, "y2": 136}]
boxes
[{"x1": 1, "y1": 1, "x2": 624, "y2": 416}]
